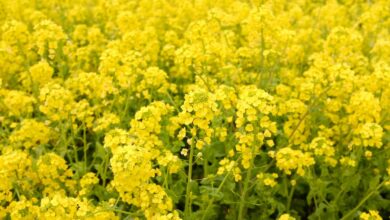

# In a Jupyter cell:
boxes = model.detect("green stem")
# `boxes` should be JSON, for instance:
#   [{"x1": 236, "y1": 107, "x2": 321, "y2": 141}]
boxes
[
  {"x1": 68, "y1": 117, "x2": 79, "y2": 164},
  {"x1": 286, "y1": 184, "x2": 295, "y2": 212},
  {"x1": 102, "y1": 149, "x2": 110, "y2": 187},
  {"x1": 203, "y1": 159, "x2": 209, "y2": 177},
  {"x1": 238, "y1": 144, "x2": 256, "y2": 220},
  {"x1": 238, "y1": 142, "x2": 258, "y2": 220},
  {"x1": 12, "y1": 182, "x2": 21, "y2": 200},
  {"x1": 83, "y1": 122, "x2": 88, "y2": 173},
  {"x1": 107, "y1": 208, "x2": 143, "y2": 217},
  {"x1": 163, "y1": 168, "x2": 169, "y2": 189},
  {"x1": 120, "y1": 88, "x2": 132, "y2": 121},
  {"x1": 340, "y1": 180, "x2": 385, "y2": 220},
  {"x1": 238, "y1": 167, "x2": 252, "y2": 220},
  {"x1": 201, "y1": 172, "x2": 230, "y2": 220},
  {"x1": 184, "y1": 140, "x2": 195, "y2": 218}
]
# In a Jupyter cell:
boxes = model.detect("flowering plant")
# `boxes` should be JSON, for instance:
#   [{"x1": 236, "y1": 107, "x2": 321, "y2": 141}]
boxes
[{"x1": 0, "y1": 0, "x2": 389, "y2": 219}]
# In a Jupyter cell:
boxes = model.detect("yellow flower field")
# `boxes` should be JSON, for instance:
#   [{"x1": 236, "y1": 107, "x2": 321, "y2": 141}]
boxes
[{"x1": 0, "y1": 0, "x2": 389, "y2": 219}]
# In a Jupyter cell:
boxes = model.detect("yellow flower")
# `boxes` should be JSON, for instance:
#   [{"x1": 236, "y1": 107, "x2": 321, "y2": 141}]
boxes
[
  {"x1": 39, "y1": 83, "x2": 74, "y2": 121},
  {"x1": 1, "y1": 90, "x2": 35, "y2": 116},
  {"x1": 37, "y1": 153, "x2": 75, "y2": 196},
  {"x1": 28, "y1": 60, "x2": 53, "y2": 86},
  {"x1": 340, "y1": 157, "x2": 356, "y2": 167},
  {"x1": 181, "y1": 148, "x2": 188, "y2": 157},
  {"x1": 177, "y1": 128, "x2": 186, "y2": 140},
  {"x1": 9, "y1": 119, "x2": 52, "y2": 149},
  {"x1": 65, "y1": 72, "x2": 117, "y2": 99},
  {"x1": 354, "y1": 123, "x2": 383, "y2": 148},
  {"x1": 33, "y1": 19, "x2": 67, "y2": 59},
  {"x1": 360, "y1": 210, "x2": 383, "y2": 220},
  {"x1": 278, "y1": 213, "x2": 296, "y2": 220},
  {"x1": 93, "y1": 112, "x2": 120, "y2": 132},
  {"x1": 276, "y1": 147, "x2": 315, "y2": 176}
]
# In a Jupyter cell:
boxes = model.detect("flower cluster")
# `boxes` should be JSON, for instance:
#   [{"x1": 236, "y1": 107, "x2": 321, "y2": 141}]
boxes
[{"x1": 275, "y1": 147, "x2": 315, "y2": 176}]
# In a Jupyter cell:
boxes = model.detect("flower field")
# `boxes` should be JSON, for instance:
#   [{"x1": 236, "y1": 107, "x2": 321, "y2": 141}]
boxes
[{"x1": 0, "y1": 0, "x2": 389, "y2": 219}]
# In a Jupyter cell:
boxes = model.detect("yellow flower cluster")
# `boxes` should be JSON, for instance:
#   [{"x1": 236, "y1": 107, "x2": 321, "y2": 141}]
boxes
[
  {"x1": 130, "y1": 102, "x2": 180, "y2": 173},
  {"x1": 275, "y1": 147, "x2": 315, "y2": 176},
  {"x1": 235, "y1": 86, "x2": 276, "y2": 169},
  {"x1": 354, "y1": 123, "x2": 384, "y2": 148},
  {"x1": 217, "y1": 158, "x2": 241, "y2": 182},
  {"x1": 174, "y1": 89, "x2": 219, "y2": 149},
  {"x1": 22, "y1": 60, "x2": 53, "y2": 89},
  {"x1": 257, "y1": 172, "x2": 279, "y2": 188},
  {"x1": 33, "y1": 20, "x2": 67, "y2": 59},
  {"x1": 5, "y1": 194, "x2": 117, "y2": 219},
  {"x1": 0, "y1": 150, "x2": 35, "y2": 203},
  {"x1": 36, "y1": 153, "x2": 76, "y2": 196},
  {"x1": 79, "y1": 172, "x2": 99, "y2": 197},
  {"x1": 65, "y1": 71, "x2": 117, "y2": 100},
  {"x1": 103, "y1": 102, "x2": 180, "y2": 218},
  {"x1": 39, "y1": 83, "x2": 74, "y2": 121},
  {"x1": 307, "y1": 137, "x2": 337, "y2": 167},
  {"x1": 109, "y1": 143, "x2": 179, "y2": 219},
  {"x1": 360, "y1": 210, "x2": 383, "y2": 220},
  {"x1": 93, "y1": 112, "x2": 120, "y2": 132},
  {"x1": 9, "y1": 119, "x2": 52, "y2": 149},
  {"x1": 0, "y1": 90, "x2": 35, "y2": 117}
]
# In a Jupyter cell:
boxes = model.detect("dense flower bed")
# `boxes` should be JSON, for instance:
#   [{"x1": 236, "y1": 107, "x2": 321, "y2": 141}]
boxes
[{"x1": 0, "y1": 0, "x2": 389, "y2": 219}]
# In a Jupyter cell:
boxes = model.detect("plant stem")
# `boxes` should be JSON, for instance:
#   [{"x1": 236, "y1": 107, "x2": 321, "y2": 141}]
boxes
[
  {"x1": 203, "y1": 159, "x2": 209, "y2": 177},
  {"x1": 68, "y1": 117, "x2": 79, "y2": 164},
  {"x1": 83, "y1": 122, "x2": 88, "y2": 173},
  {"x1": 287, "y1": 184, "x2": 295, "y2": 212},
  {"x1": 340, "y1": 180, "x2": 385, "y2": 220},
  {"x1": 201, "y1": 172, "x2": 230, "y2": 220},
  {"x1": 102, "y1": 149, "x2": 110, "y2": 187},
  {"x1": 238, "y1": 166, "x2": 252, "y2": 220},
  {"x1": 238, "y1": 141, "x2": 258, "y2": 220},
  {"x1": 184, "y1": 140, "x2": 195, "y2": 218},
  {"x1": 239, "y1": 153, "x2": 260, "y2": 220}
]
